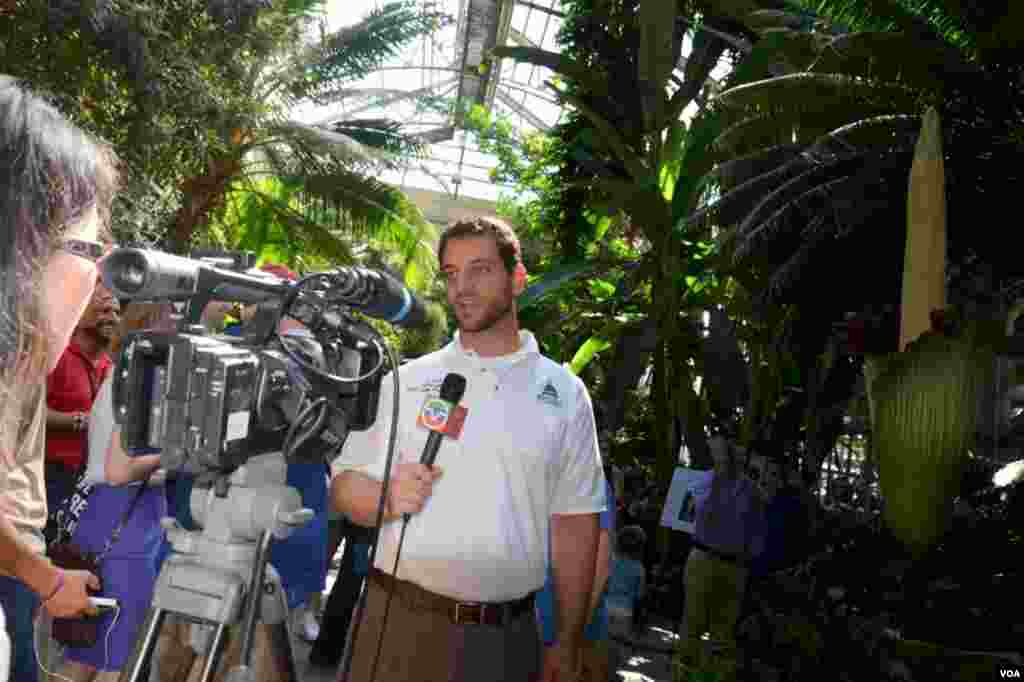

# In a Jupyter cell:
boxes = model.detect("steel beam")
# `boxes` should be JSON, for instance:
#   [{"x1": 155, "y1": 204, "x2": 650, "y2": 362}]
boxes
[{"x1": 496, "y1": 89, "x2": 551, "y2": 130}]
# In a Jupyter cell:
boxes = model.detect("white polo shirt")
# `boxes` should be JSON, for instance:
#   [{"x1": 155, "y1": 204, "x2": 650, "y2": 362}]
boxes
[{"x1": 333, "y1": 330, "x2": 606, "y2": 602}]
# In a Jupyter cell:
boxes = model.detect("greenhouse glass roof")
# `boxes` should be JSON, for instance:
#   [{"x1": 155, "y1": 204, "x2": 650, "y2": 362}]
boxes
[{"x1": 299, "y1": 0, "x2": 569, "y2": 203}]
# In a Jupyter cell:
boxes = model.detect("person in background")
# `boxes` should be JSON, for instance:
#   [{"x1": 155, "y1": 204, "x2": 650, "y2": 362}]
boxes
[
  {"x1": 680, "y1": 435, "x2": 765, "y2": 680},
  {"x1": 247, "y1": 262, "x2": 330, "y2": 644},
  {"x1": 606, "y1": 524, "x2": 646, "y2": 629},
  {"x1": 44, "y1": 283, "x2": 119, "y2": 545},
  {"x1": 308, "y1": 512, "x2": 375, "y2": 669},
  {"x1": 747, "y1": 452, "x2": 807, "y2": 579},
  {"x1": 0, "y1": 75, "x2": 117, "y2": 682},
  {"x1": 55, "y1": 303, "x2": 172, "y2": 681}
]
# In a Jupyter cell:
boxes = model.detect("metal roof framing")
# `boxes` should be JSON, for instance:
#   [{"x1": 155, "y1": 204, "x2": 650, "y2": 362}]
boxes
[{"x1": 312, "y1": 0, "x2": 570, "y2": 201}]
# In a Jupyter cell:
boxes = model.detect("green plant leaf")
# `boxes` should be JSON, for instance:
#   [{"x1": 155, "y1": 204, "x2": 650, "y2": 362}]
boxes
[
  {"x1": 569, "y1": 336, "x2": 612, "y2": 375},
  {"x1": 588, "y1": 278, "x2": 617, "y2": 300},
  {"x1": 520, "y1": 262, "x2": 593, "y2": 309}
]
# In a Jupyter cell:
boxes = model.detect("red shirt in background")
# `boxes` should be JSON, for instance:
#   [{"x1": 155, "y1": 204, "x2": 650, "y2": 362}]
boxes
[{"x1": 45, "y1": 340, "x2": 112, "y2": 469}]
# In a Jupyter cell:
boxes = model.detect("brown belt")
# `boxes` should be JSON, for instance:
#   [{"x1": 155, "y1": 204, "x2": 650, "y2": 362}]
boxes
[{"x1": 369, "y1": 568, "x2": 535, "y2": 627}]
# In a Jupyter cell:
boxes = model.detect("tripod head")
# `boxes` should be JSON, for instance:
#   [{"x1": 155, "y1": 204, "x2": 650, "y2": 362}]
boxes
[{"x1": 167, "y1": 452, "x2": 313, "y2": 553}]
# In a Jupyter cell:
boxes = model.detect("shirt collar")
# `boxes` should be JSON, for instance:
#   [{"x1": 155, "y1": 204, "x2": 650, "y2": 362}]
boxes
[
  {"x1": 448, "y1": 330, "x2": 539, "y2": 365},
  {"x1": 67, "y1": 339, "x2": 94, "y2": 363},
  {"x1": 67, "y1": 339, "x2": 111, "y2": 370}
]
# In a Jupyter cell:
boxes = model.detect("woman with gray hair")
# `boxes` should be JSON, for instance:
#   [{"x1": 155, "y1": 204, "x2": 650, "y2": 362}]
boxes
[{"x1": 0, "y1": 75, "x2": 119, "y2": 682}]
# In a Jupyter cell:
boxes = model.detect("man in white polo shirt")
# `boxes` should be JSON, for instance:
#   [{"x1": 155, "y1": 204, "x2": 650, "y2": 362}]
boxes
[{"x1": 332, "y1": 216, "x2": 606, "y2": 682}]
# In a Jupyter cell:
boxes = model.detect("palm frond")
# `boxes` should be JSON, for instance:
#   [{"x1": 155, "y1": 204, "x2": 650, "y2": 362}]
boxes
[
  {"x1": 719, "y1": 27, "x2": 821, "y2": 89},
  {"x1": 734, "y1": 157, "x2": 860, "y2": 259},
  {"x1": 716, "y1": 72, "x2": 919, "y2": 111},
  {"x1": 811, "y1": 31, "x2": 974, "y2": 90},
  {"x1": 329, "y1": 118, "x2": 423, "y2": 157},
  {"x1": 289, "y1": 1, "x2": 446, "y2": 105},
  {"x1": 247, "y1": 187, "x2": 359, "y2": 265},
  {"x1": 790, "y1": 0, "x2": 973, "y2": 51},
  {"x1": 714, "y1": 143, "x2": 806, "y2": 190},
  {"x1": 764, "y1": 213, "x2": 830, "y2": 298},
  {"x1": 687, "y1": 148, "x2": 812, "y2": 230},
  {"x1": 805, "y1": 113, "x2": 921, "y2": 154},
  {"x1": 269, "y1": 120, "x2": 391, "y2": 167},
  {"x1": 211, "y1": 176, "x2": 358, "y2": 269},
  {"x1": 292, "y1": 168, "x2": 437, "y2": 284}
]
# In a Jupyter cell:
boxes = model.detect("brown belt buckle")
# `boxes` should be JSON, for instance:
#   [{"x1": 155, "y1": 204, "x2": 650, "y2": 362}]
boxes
[{"x1": 454, "y1": 601, "x2": 487, "y2": 625}]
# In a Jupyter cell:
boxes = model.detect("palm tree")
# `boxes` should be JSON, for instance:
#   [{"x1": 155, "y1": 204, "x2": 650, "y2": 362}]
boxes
[
  {"x1": 172, "y1": 0, "x2": 447, "y2": 273},
  {"x1": 1, "y1": 1, "x2": 446, "y2": 272}
]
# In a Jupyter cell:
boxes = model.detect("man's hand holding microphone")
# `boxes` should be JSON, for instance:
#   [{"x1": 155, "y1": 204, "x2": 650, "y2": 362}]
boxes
[
  {"x1": 385, "y1": 462, "x2": 444, "y2": 518},
  {"x1": 388, "y1": 373, "x2": 467, "y2": 522}
]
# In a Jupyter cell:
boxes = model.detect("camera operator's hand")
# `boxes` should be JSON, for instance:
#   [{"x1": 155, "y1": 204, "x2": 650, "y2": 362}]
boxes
[
  {"x1": 42, "y1": 569, "x2": 101, "y2": 619},
  {"x1": 386, "y1": 462, "x2": 443, "y2": 517}
]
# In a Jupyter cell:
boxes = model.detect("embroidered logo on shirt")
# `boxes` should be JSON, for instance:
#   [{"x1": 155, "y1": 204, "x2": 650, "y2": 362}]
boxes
[
  {"x1": 409, "y1": 378, "x2": 444, "y2": 394},
  {"x1": 537, "y1": 380, "x2": 561, "y2": 407}
]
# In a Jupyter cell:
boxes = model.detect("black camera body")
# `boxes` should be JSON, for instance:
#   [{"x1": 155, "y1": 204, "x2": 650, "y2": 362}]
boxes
[
  {"x1": 101, "y1": 247, "x2": 420, "y2": 475},
  {"x1": 112, "y1": 326, "x2": 382, "y2": 474}
]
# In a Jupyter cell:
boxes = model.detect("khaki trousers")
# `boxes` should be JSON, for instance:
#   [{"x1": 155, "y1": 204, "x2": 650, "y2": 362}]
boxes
[
  {"x1": 341, "y1": 576, "x2": 541, "y2": 682},
  {"x1": 681, "y1": 548, "x2": 747, "y2": 678}
]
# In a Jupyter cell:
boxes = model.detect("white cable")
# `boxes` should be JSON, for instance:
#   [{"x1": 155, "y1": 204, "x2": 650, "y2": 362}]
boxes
[{"x1": 34, "y1": 604, "x2": 122, "y2": 681}]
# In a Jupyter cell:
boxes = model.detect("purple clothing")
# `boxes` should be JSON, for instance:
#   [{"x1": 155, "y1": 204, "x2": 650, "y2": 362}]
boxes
[
  {"x1": 693, "y1": 474, "x2": 764, "y2": 559},
  {"x1": 62, "y1": 483, "x2": 166, "y2": 671}
]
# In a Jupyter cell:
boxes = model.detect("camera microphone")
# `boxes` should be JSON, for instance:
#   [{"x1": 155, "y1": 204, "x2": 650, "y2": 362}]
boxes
[{"x1": 328, "y1": 267, "x2": 429, "y2": 329}]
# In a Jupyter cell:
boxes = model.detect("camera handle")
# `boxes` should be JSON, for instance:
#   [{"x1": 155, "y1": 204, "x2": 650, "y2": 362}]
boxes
[{"x1": 118, "y1": 453, "x2": 314, "y2": 682}]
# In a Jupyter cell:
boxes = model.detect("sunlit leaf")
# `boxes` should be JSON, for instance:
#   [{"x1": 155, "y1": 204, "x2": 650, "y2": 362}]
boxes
[{"x1": 569, "y1": 336, "x2": 613, "y2": 375}]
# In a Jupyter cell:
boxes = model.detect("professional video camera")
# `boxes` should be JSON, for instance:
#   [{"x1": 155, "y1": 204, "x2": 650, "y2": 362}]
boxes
[
  {"x1": 101, "y1": 247, "x2": 427, "y2": 682},
  {"x1": 101, "y1": 247, "x2": 426, "y2": 475}
]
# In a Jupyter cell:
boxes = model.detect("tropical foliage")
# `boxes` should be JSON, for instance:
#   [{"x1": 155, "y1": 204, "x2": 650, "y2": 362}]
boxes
[{"x1": 1, "y1": 0, "x2": 447, "y2": 271}]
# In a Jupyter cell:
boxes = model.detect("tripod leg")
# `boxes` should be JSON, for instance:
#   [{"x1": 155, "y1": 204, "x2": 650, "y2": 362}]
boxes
[
  {"x1": 263, "y1": 576, "x2": 301, "y2": 681},
  {"x1": 118, "y1": 607, "x2": 167, "y2": 682},
  {"x1": 238, "y1": 530, "x2": 273, "y2": 669},
  {"x1": 197, "y1": 624, "x2": 228, "y2": 682},
  {"x1": 224, "y1": 529, "x2": 299, "y2": 681}
]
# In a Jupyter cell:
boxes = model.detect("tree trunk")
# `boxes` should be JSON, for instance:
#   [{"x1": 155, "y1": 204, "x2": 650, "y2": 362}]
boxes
[
  {"x1": 171, "y1": 153, "x2": 243, "y2": 253},
  {"x1": 645, "y1": 194, "x2": 682, "y2": 489}
]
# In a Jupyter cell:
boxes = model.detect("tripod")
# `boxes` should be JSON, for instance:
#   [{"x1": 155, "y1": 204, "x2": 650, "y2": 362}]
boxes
[{"x1": 118, "y1": 453, "x2": 314, "y2": 682}]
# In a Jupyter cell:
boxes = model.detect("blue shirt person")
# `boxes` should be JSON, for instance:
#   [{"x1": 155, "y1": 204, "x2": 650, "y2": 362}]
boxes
[{"x1": 536, "y1": 479, "x2": 617, "y2": 644}]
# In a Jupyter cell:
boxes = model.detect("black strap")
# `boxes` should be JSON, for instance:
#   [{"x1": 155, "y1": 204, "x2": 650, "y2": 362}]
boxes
[{"x1": 96, "y1": 474, "x2": 152, "y2": 561}]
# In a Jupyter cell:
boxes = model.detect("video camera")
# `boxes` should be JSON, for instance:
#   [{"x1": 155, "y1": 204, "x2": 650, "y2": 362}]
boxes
[{"x1": 100, "y1": 247, "x2": 427, "y2": 475}]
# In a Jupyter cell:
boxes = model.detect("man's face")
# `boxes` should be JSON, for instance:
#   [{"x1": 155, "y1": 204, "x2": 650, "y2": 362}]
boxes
[
  {"x1": 77, "y1": 283, "x2": 120, "y2": 344},
  {"x1": 441, "y1": 236, "x2": 523, "y2": 333}
]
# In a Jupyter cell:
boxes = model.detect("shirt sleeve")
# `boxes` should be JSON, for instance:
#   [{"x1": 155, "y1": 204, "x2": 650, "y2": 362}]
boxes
[
  {"x1": 550, "y1": 378, "x2": 606, "y2": 516},
  {"x1": 83, "y1": 377, "x2": 117, "y2": 486}
]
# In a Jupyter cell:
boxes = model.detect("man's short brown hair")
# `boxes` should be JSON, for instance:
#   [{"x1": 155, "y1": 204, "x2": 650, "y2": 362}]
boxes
[{"x1": 438, "y1": 216, "x2": 521, "y2": 273}]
